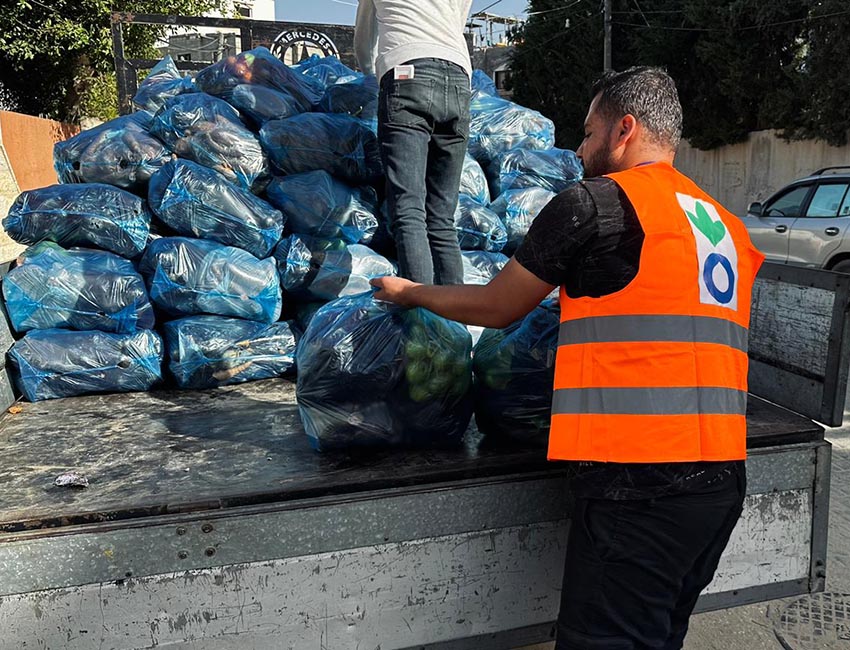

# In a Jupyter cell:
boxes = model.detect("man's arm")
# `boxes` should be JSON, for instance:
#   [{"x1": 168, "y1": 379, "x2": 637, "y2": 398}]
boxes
[
  {"x1": 354, "y1": 0, "x2": 378, "y2": 75},
  {"x1": 370, "y1": 258, "x2": 556, "y2": 328}
]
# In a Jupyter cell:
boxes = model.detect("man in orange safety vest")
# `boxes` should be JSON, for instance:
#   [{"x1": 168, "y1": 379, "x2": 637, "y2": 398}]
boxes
[{"x1": 371, "y1": 66, "x2": 765, "y2": 649}]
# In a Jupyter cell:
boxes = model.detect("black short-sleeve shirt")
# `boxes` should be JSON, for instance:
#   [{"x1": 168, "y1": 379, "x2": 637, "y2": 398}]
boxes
[{"x1": 514, "y1": 177, "x2": 742, "y2": 499}]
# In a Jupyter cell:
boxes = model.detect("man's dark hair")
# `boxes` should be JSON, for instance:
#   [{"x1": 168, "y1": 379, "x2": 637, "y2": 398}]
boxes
[{"x1": 590, "y1": 66, "x2": 683, "y2": 151}]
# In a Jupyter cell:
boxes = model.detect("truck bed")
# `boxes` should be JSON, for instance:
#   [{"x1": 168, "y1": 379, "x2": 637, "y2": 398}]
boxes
[{"x1": 0, "y1": 377, "x2": 822, "y2": 534}]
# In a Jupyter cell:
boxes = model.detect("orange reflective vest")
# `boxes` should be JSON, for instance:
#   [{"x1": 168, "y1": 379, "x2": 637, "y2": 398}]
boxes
[{"x1": 548, "y1": 162, "x2": 765, "y2": 463}]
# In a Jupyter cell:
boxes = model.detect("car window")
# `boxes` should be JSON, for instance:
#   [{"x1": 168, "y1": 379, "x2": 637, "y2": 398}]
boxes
[
  {"x1": 764, "y1": 185, "x2": 810, "y2": 218},
  {"x1": 839, "y1": 188, "x2": 850, "y2": 217},
  {"x1": 804, "y1": 183, "x2": 850, "y2": 218}
]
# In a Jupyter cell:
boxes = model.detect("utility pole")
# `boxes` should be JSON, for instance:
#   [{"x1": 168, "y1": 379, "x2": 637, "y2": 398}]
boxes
[{"x1": 603, "y1": 0, "x2": 612, "y2": 71}]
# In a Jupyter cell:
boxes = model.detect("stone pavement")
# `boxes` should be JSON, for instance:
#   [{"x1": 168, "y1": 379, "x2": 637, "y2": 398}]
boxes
[{"x1": 515, "y1": 419, "x2": 850, "y2": 650}]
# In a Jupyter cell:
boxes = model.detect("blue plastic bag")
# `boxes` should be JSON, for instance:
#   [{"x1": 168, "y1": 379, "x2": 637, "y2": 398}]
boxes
[
  {"x1": 318, "y1": 75, "x2": 379, "y2": 121},
  {"x1": 133, "y1": 55, "x2": 195, "y2": 113},
  {"x1": 490, "y1": 148, "x2": 583, "y2": 197},
  {"x1": 454, "y1": 194, "x2": 507, "y2": 252},
  {"x1": 259, "y1": 113, "x2": 382, "y2": 184},
  {"x1": 461, "y1": 249, "x2": 509, "y2": 347},
  {"x1": 227, "y1": 84, "x2": 304, "y2": 126},
  {"x1": 140, "y1": 237, "x2": 282, "y2": 323},
  {"x1": 265, "y1": 170, "x2": 378, "y2": 244},
  {"x1": 194, "y1": 47, "x2": 323, "y2": 112},
  {"x1": 54, "y1": 112, "x2": 172, "y2": 193},
  {"x1": 462, "y1": 250, "x2": 509, "y2": 285},
  {"x1": 468, "y1": 91, "x2": 556, "y2": 168},
  {"x1": 472, "y1": 299, "x2": 560, "y2": 445},
  {"x1": 148, "y1": 159, "x2": 284, "y2": 259},
  {"x1": 150, "y1": 94, "x2": 268, "y2": 190},
  {"x1": 459, "y1": 153, "x2": 490, "y2": 205},
  {"x1": 296, "y1": 294, "x2": 473, "y2": 450},
  {"x1": 8, "y1": 328, "x2": 163, "y2": 402},
  {"x1": 3, "y1": 183, "x2": 151, "y2": 258},
  {"x1": 2, "y1": 242, "x2": 154, "y2": 334},
  {"x1": 294, "y1": 300, "x2": 327, "y2": 334},
  {"x1": 291, "y1": 54, "x2": 359, "y2": 89},
  {"x1": 275, "y1": 234, "x2": 395, "y2": 302},
  {"x1": 471, "y1": 69, "x2": 498, "y2": 96},
  {"x1": 164, "y1": 315, "x2": 296, "y2": 389},
  {"x1": 489, "y1": 187, "x2": 556, "y2": 255}
]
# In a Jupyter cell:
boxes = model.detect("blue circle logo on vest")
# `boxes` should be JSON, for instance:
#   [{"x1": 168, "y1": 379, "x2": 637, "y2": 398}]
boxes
[{"x1": 676, "y1": 194, "x2": 739, "y2": 310}]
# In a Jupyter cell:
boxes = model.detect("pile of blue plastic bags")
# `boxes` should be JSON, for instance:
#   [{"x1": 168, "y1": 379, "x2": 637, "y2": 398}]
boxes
[{"x1": 2, "y1": 49, "x2": 582, "y2": 451}]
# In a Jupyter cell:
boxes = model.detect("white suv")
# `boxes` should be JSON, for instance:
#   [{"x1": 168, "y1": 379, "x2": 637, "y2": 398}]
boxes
[{"x1": 741, "y1": 167, "x2": 850, "y2": 273}]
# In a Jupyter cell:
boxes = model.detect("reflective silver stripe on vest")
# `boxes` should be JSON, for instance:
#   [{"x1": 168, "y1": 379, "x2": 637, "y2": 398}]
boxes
[
  {"x1": 559, "y1": 314, "x2": 748, "y2": 352},
  {"x1": 552, "y1": 386, "x2": 748, "y2": 416}
]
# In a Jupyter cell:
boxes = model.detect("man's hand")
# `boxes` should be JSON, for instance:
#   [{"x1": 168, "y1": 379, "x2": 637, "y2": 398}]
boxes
[
  {"x1": 370, "y1": 276, "x2": 421, "y2": 306},
  {"x1": 370, "y1": 260, "x2": 555, "y2": 328}
]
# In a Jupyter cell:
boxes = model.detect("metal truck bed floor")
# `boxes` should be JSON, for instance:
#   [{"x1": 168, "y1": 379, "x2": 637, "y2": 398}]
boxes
[{"x1": 0, "y1": 378, "x2": 822, "y2": 534}]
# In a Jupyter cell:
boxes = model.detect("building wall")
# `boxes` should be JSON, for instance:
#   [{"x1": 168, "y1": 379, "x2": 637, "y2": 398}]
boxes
[
  {"x1": 207, "y1": 0, "x2": 275, "y2": 21},
  {"x1": 472, "y1": 46, "x2": 515, "y2": 97},
  {"x1": 159, "y1": 0, "x2": 277, "y2": 57},
  {"x1": 675, "y1": 130, "x2": 850, "y2": 217},
  {"x1": 246, "y1": 0, "x2": 275, "y2": 21}
]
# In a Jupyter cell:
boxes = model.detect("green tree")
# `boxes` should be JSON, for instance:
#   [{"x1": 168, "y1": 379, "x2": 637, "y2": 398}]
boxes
[
  {"x1": 510, "y1": 0, "x2": 606, "y2": 149},
  {"x1": 512, "y1": 0, "x2": 850, "y2": 150},
  {"x1": 783, "y1": 0, "x2": 850, "y2": 145},
  {"x1": 672, "y1": 0, "x2": 808, "y2": 149},
  {"x1": 0, "y1": 0, "x2": 224, "y2": 123}
]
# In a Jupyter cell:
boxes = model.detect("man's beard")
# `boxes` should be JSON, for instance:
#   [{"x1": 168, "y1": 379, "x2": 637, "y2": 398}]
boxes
[{"x1": 581, "y1": 145, "x2": 616, "y2": 178}]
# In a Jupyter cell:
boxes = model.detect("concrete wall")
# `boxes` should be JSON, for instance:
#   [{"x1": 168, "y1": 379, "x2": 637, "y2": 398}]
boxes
[
  {"x1": 472, "y1": 46, "x2": 515, "y2": 98},
  {"x1": 675, "y1": 129, "x2": 850, "y2": 217},
  {"x1": 0, "y1": 111, "x2": 79, "y2": 263}
]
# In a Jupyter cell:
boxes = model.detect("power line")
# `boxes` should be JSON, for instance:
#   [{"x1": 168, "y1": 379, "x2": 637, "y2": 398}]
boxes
[
  {"x1": 474, "y1": 0, "x2": 505, "y2": 15},
  {"x1": 611, "y1": 9, "x2": 684, "y2": 14},
  {"x1": 513, "y1": 8, "x2": 605, "y2": 56},
  {"x1": 526, "y1": 0, "x2": 586, "y2": 17},
  {"x1": 630, "y1": 0, "x2": 651, "y2": 28},
  {"x1": 612, "y1": 8, "x2": 850, "y2": 33}
]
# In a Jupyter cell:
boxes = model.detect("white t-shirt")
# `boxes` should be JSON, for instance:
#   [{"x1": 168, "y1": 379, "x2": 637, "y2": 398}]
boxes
[{"x1": 354, "y1": 0, "x2": 474, "y2": 81}]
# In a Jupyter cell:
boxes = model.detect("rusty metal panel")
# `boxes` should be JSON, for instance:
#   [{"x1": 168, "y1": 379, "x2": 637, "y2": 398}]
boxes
[
  {"x1": 0, "y1": 441, "x2": 829, "y2": 649},
  {"x1": 704, "y1": 489, "x2": 811, "y2": 595},
  {"x1": 0, "y1": 523, "x2": 568, "y2": 650},
  {"x1": 0, "y1": 476, "x2": 570, "y2": 597},
  {"x1": 745, "y1": 443, "x2": 817, "y2": 492},
  {"x1": 0, "y1": 445, "x2": 816, "y2": 598},
  {"x1": 748, "y1": 263, "x2": 850, "y2": 425}
]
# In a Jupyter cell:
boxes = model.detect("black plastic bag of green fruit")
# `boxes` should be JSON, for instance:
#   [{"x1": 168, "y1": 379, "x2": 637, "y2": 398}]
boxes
[
  {"x1": 472, "y1": 298, "x2": 560, "y2": 446},
  {"x1": 296, "y1": 292, "x2": 473, "y2": 451}
]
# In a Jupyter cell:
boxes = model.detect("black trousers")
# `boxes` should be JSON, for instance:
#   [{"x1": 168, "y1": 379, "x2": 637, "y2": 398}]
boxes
[{"x1": 555, "y1": 466, "x2": 746, "y2": 650}]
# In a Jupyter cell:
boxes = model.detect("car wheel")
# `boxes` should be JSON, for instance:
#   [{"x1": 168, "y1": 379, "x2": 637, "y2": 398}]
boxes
[{"x1": 831, "y1": 260, "x2": 850, "y2": 275}]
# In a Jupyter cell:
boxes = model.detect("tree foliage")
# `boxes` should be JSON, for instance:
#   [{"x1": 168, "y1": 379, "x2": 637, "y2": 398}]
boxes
[
  {"x1": 510, "y1": 0, "x2": 604, "y2": 148},
  {"x1": 0, "y1": 0, "x2": 224, "y2": 123},
  {"x1": 783, "y1": 0, "x2": 850, "y2": 146},
  {"x1": 511, "y1": 0, "x2": 850, "y2": 150}
]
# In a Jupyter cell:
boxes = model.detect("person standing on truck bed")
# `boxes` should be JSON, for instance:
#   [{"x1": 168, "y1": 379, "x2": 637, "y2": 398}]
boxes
[
  {"x1": 354, "y1": 0, "x2": 472, "y2": 285},
  {"x1": 371, "y1": 66, "x2": 765, "y2": 650}
]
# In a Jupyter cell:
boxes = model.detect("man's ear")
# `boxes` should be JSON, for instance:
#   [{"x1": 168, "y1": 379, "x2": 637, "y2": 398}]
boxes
[{"x1": 615, "y1": 113, "x2": 638, "y2": 147}]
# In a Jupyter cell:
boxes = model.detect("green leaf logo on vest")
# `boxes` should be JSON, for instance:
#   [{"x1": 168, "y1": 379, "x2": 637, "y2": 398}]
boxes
[
  {"x1": 686, "y1": 202, "x2": 727, "y2": 247},
  {"x1": 676, "y1": 193, "x2": 739, "y2": 310}
]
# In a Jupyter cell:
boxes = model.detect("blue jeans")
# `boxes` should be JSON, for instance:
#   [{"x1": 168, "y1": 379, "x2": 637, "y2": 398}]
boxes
[{"x1": 378, "y1": 58, "x2": 470, "y2": 285}]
